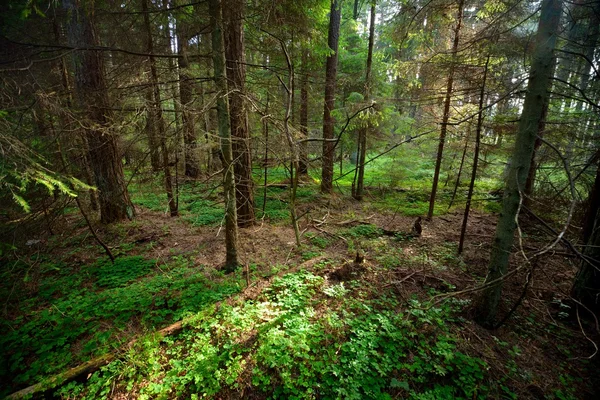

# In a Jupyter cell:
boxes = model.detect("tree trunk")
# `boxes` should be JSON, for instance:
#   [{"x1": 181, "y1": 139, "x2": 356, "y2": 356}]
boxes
[
  {"x1": 581, "y1": 153, "x2": 600, "y2": 246},
  {"x1": 279, "y1": 40, "x2": 302, "y2": 246},
  {"x1": 427, "y1": 0, "x2": 464, "y2": 219},
  {"x1": 63, "y1": 0, "x2": 134, "y2": 224},
  {"x1": 210, "y1": 0, "x2": 239, "y2": 272},
  {"x1": 448, "y1": 123, "x2": 471, "y2": 209},
  {"x1": 476, "y1": 0, "x2": 562, "y2": 327},
  {"x1": 144, "y1": 95, "x2": 162, "y2": 172},
  {"x1": 298, "y1": 49, "x2": 309, "y2": 176},
  {"x1": 458, "y1": 56, "x2": 490, "y2": 255},
  {"x1": 176, "y1": 11, "x2": 200, "y2": 179},
  {"x1": 353, "y1": 1, "x2": 376, "y2": 201},
  {"x1": 572, "y1": 158, "x2": 600, "y2": 313},
  {"x1": 142, "y1": 0, "x2": 178, "y2": 217},
  {"x1": 523, "y1": 95, "x2": 550, "y2": 206},
  {"x1": 52, "y1": 15, "x2": 99, "y2": 212},
  {"x1": 224, "y1": 0, "x2": 255, "y2": 227},
  {"x1": 320, "y1": 0, "x2": 342, "y2": 194}
]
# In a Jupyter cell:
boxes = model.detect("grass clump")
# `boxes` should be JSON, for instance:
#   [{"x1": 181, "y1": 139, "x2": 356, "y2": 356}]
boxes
[{"x1": 344, "y1": 224, "x2": 383, "y2": 238}]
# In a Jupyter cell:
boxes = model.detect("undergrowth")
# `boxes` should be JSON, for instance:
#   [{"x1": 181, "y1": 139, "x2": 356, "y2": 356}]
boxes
[
  {"x1": 58, "y1": 270, "x2": 492, "y2": 399},
  {"x1": 0, "y1": 256, "x2": 242, "y2": 396}
]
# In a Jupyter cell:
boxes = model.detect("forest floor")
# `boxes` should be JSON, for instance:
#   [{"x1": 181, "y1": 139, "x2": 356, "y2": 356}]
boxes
[{"x1": 1, "y1": 179, "x2": 599, "y2": 399}]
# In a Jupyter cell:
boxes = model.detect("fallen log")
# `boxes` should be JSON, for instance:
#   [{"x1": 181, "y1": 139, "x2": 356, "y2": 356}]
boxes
[
  {"x1": 6, "y1": 255, "x2": 328, "y2": 399},
  {"x1": 6, "y1": 321, "x2": 186, "y2": 399}
]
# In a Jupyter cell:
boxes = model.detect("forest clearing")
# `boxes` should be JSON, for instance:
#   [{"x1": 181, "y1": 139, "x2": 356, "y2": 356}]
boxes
[{"x1": 1, "y1": 0, "x2": 599, "y2": 398}]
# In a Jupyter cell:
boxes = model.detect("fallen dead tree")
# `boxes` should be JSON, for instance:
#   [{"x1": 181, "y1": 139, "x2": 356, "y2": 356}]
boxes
[
  {"x1": 6, "y1": 321, "x2": 185, "y2": 400},
  {"x1": 6, "y1": 256, "x2": 327, "y2": 399}
]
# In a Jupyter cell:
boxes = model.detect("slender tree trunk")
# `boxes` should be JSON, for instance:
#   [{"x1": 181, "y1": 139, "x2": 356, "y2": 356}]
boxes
[
  {"x1": 298, "y1": 49, "x2": 309, "y2": 176},
  {"x1": 353, "y1": 0, "x2": 376, "y2": 201},
  {"x1": 263, "y1": 93, "x2": 269, "y2": 215},
  {"x1": 176, "y1": 12, "x2": 200, "y2": 179},
  {"x1": 142, "y1": 0, "x2": 178, "y2": 217},
  {"x1": 163, "y1": 0, "x2": 182, "y2": 185},
  {"x1": 63, "y1": 0, "x2": 134, "y2": 224},
  {"x1": 320, "y1": 0, "x2": 343, "y2": 194},
  {"x1": 224, "y1": 0, "x2": 255, "y2": 227},
  {"x1": 144, "y1": 94, "x2": 162, "y2": 172},
  {"x1": 279, "y1": 41, "x2": 302, "y2": 246},
  {"x1": 210, "y1": 0, "x2": 239, "y2": 272},
  {"x1": 427, "y1": 0, "x2": 464, "y2": 219},
  {"x1": 476, "y1": 0, "x2": 562, "y2": 327},
  {"x1": 458, "y1": 56, "x2": 490, "y2": 255},
  {"x1": 448, "y1": 123, "x2": 471, "y2": 209},
  {"x1": 523, "y1": 95, "x2": 550, "y2": 206}
]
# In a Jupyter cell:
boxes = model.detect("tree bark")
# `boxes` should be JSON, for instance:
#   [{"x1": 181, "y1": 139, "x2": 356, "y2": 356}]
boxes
[
  {"x1": 458, "y1": 56, "x2": 490, "y2": 255},
  {"x1": 176, "y1": 8, "x2": 200, "y2": 179},
  {"x1": 224, "y1": 0, "x2": 255, "y2": 227},
  {"x1": 353, "y1": 0, "x2": 376, "y2": 201},
  {"x1": 63, "y1": 0, "x2": 134, "y2": 224},
  {"x1": 320, "y1": 0, "x2": 343, "y2": 194},
  {"x1": 448, "y1": 123, "x2": 471, "y2": 209},
  {"x1": 476, "y1": 0, "x2": 562, "y2": 327},
  {"x1": 427, "y1": 0, "x2": 464, "y2": 219},
  {"x1": 298, "y1": 49, "x2": 309, "y2": 176},
  {"x1": 51, "y1": 14, "x2": 99, "y2": 212},
  {"x1": 210, "y1": 0, "x2": 239, "y2": 272},
  {"x1": 572, "y1": 157, "x2": 600, "y2": 313},
  {"x1": 581, "y1": 153, "x2": 600, "y2": 245},
  {"x1": 142, "y1": 0, "x2": 178, "y2": 217}
]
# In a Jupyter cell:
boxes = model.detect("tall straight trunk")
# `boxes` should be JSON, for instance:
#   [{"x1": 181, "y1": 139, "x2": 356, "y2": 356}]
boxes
[
  {"x1": 572, "y1": 156, "x2": 600, "y2": 312},
  {"x1": 574, "y1": 6, "x2": 600, "y2": 114},
  {"x1": 476, "y1": 0, "x2": 562, "y2": 327},
  {"x1": 523, "y1": 94, "x2": 551, "y2": 205},
  {"x1": 298, "y1": 49, "x2": 309, "y2": 176},
  {"x1": 52, "y1": 12, "x2": 98, "y2": 211},
  {"x1": 448, "y1": 123, "x2": 471, "y2": 209},
  {"x1": 142, "y1": 0, "x2": 178, "y2": 217},
  {"x1": 63, "y1": 0, "x2": 134, "y2": 224},
  {"x1": 279, "y1": 41, "x2": 302, "y2": 246},
  {"x1": 176, "y1": 12, "x2": 200, "y2": 179},
  {"x1": 581, "y1": 153, "x2": 600, "y2": 246},
  {"x1": 145, "y1": 98, "x2": 162, "y2": 172},
  {"x1": 353, "y1": 1, "x2": 376, "y2": 201},
  {"x1": 263, "y1": 93, "x2": 270, "y2": 215},
  {"x1": 320, "y1": 0, "x2": 343, "y2": 194},
  {"x1": 427, "y1": 0, "x2": 464, "y2": 219},
  {"x1": 210, "y1": 0, "x2": 239, "y2": 272},
  {"x1": 458, "y1": 56, "x2": 490, "y2": 255},
  {"x1": 163, "y1": 0, "x2": 182, "y2": 180},
  {"x1": 224, "y1": 0, "x2": 255, "y2": 227}
]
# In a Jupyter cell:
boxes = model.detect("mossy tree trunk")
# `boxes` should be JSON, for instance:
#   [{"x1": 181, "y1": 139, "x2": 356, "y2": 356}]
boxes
[{"x1": 476, "y1": 0, "x2": 562, "y2": 327}]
